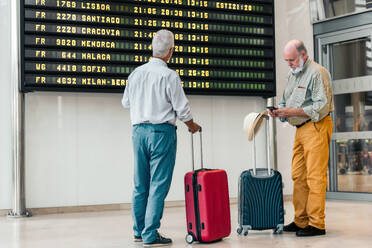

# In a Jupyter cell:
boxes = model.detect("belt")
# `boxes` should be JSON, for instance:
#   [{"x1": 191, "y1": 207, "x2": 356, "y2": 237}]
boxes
[
  {"x1": 295, "y1": 113, "x2": 331, "y2": 128},
  {"x1": 136, "y1": 121, "x2": 176, "y2": 127},
  {"x1": 295, "y1": 119, "x2": 311, "y2": 128}
]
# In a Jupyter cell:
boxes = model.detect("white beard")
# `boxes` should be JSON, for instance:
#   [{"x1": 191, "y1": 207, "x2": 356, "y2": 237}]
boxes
[{"x1": 291, "y1": 57, "x2": 304, "y2": 75}]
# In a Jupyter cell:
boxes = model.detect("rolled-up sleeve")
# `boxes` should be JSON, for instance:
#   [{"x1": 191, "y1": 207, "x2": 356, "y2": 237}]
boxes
[
  {"x1": 167, "y1": 74, "x2": 192, "y2": 122},
  {"x1": 278, "y1": 84, "x2": 287, "y2": 123},
  {"x1": 302, "y1": 73, "x2": 327, "y2": 122}
]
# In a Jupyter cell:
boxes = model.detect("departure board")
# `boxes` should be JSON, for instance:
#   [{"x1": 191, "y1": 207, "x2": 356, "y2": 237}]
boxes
[{"x1": 21, "y1": 0, "x2": 276, "y2": 96}]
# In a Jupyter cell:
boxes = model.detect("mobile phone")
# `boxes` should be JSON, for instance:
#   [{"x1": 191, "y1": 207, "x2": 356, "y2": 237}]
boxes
[{"x1": 267, "y1": 106, "x2": 278, "y2": 110}]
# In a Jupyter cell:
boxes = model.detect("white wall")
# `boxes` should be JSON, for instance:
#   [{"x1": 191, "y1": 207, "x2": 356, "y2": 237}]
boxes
[
  {"x1": 275, "y1": 0, "x2": 314, "y2": 195},
  {"x1": 0, "y1": 0, "x2": 12, "y2": 210},
  {"x1": 24, "y1": 93, "x2": 268, "y2": 207},
  {"x1": 0, "y1": 0, "x2": 314, "y2": 209}
]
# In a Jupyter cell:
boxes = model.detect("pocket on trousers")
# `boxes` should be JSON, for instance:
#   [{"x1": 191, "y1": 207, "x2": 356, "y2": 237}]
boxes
[{"x1": 313, "y1": 122, "x2": 321, "y2": 133}]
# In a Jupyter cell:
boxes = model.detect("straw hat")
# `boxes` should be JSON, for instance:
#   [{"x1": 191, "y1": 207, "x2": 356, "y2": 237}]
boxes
[{"x1": 243, "y1": 110, "x2": 268, "y2": 141}]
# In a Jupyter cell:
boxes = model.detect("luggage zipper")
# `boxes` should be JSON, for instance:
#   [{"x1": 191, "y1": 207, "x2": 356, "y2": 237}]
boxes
[{"x1": 192, "y1": 172, "x2": 203, "y2": 242}]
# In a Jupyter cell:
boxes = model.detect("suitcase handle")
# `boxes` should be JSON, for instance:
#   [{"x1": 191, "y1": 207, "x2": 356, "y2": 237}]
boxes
[
  {"x1": 191, "y1": 128, "x2": 203, "y2": 171},
  {"x1": 252, "y1": 114, "x2": 272, "y2": 176}
]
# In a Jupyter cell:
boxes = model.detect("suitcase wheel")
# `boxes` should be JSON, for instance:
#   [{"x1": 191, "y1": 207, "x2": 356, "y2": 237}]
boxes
[
  {"x1": 238, "y1": 226, "x2": 251, "y2": 236},
  {"x1": 185, "y1": 234, "x2": 194, "y2": 244},
  {"x1": 273, "y1": 224, "x2": 284, "y2": 234}
]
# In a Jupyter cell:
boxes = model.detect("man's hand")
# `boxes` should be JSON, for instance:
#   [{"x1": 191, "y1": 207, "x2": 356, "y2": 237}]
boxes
[
  {"x1": 273, "y1": 108, "x2": 292, "y2": 118},
  {"x1": 268, "y1": 109, "x2": 278, "y2": 118},
  {"x1": 273, "y1": 107, "x2": 309, "y2": 118},
  {"x1": 185, "y1": 119, "x2": 201, "y2": 133}
]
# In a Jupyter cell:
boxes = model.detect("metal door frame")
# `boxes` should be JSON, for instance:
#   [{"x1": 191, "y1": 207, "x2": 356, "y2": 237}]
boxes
[{"x1": 315, "y1": 25, "x2": 372, "y2": 201}]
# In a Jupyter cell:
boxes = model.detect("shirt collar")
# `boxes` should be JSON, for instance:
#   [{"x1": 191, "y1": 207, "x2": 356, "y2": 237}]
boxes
[
  {"x1": 149, "y1": 57, "x2": 168, "y2": 67},
  {"x1": 303, "y1": 57, "x2": 311, "y2": 71}
]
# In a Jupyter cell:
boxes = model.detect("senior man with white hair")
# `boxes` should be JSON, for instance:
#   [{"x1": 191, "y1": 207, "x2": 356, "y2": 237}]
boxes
[
  {"x1": 122, "y1": 29, "x2": 200, "y2": 247},
  {"x1": 269, "y1": 40, "x2": 334, "y2": 237}
]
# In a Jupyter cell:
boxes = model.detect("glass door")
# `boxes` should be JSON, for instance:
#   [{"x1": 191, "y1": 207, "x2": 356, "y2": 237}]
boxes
[{"x1": 317, "y1": 26, "x2": 372, "y2": 198}]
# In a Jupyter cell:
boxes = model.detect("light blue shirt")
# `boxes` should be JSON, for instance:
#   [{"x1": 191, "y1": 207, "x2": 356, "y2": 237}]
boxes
[
  {"x1": 122, "y1": 58, "x2": 192, "y2": 125},
  {"x1": 278, "y1": 59, "x2": 334, "y2": 126}
]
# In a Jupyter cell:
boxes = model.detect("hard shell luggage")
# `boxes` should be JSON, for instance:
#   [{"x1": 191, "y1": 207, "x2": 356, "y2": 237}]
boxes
[
  {"x1": 237, "y1": 114, "x2": 284, "y2": 235},
  {"x1": 184, "y1": 130, "x2": 231, "y2": 244}
]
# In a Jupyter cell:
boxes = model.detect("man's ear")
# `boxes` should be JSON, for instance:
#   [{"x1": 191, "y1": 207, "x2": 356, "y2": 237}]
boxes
[
  {"x1": 168, "y1": 47, "x2": 174, "y2": 57},
  {"x1": 301, "y1": 51, "x2": 306, "y2": 58}
]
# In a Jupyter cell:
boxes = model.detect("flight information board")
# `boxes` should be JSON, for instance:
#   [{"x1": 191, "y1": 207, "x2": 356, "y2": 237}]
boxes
[{"x1": 21, "y1": 0, "x2": 275, "y2": 96}]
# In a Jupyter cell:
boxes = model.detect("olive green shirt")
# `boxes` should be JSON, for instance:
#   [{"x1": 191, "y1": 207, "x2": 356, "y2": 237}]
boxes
[{"x1": 278, "y1": 58, "x2": 334, "y2": 126}]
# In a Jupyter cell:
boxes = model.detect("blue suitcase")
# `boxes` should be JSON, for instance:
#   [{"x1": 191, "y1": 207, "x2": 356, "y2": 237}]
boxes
[{"x1": 237, "y1": 115, "x2": 284, "y2": 235}]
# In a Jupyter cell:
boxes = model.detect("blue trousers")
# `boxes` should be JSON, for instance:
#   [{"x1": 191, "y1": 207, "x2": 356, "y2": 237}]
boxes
[{"x1": 131, "y1": 123, "x2": 177, "y2": 243}]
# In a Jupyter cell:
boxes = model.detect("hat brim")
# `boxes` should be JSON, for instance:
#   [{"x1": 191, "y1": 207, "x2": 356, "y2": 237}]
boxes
[{"x1": 248, "y1": 110, "x2": 268, "y2": 141}]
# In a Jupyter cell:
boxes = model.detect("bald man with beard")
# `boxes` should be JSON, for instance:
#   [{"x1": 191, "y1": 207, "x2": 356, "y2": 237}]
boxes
[{"x1": 269, "y1": 40, "x2": 334, "y2": 237}]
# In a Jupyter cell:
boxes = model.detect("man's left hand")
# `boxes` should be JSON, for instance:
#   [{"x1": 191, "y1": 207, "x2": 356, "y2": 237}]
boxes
[
  {"x1": 273, "y1": 107, "x2": 293, "y2": 118},
  {"x1": 273, "y1": 107, "x2": 308, "y2": 118}
]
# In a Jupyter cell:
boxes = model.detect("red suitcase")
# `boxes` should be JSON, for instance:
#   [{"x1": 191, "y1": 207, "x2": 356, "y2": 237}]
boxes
[{"x1": 184, "y1": 130, "x2": 231, "y2": 244}]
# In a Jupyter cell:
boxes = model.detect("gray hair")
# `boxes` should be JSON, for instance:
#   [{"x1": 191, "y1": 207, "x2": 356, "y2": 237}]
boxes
[
  {"x1": 294, "y1": 40, "x2": 307, "y2": 55},
  {"x1": 152, "y1": 29, "x2": 174, "y2": 58}
]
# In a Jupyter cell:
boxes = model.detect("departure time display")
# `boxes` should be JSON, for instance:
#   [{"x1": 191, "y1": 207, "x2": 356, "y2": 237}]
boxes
[{"x1": 21, "y1": 0, "x2": 275, "y2": 96}]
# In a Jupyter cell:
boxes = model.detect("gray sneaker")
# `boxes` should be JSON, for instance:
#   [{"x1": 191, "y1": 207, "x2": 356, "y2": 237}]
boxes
[{"x1": 143, "y1": 233, "x2": 172, "y2": 247}]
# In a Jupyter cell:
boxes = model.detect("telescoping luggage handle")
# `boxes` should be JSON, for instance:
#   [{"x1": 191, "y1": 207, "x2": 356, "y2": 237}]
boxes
[
  {"x1": 191, "y1": 128, "x2": 203, "y2": 171},
  {"x1": 252, "y1": 114, "x2": 272, "y2": 176}
]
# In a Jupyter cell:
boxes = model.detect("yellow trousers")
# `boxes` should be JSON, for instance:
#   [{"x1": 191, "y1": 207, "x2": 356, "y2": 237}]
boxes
[{"x1": 292, "y1": 115, "x2": 333, "y2": 230}]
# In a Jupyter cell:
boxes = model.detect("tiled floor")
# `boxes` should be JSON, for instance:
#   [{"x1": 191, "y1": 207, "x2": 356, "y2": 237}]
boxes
[{"x1": 0, "y1": 200, "x2": 371, "y2": 248}]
